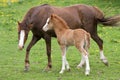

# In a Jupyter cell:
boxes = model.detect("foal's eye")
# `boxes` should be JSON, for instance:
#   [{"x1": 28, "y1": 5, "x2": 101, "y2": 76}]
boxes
[{"x1": 18, "y1": 32, "x2": 20, "y2": 34}]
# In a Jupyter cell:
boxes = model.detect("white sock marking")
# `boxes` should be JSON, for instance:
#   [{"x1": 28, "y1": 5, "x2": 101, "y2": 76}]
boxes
[
  {"x1": 100, "y1": 50, "x2": 105, "y2": 60},
  {"x1": 60, "y1": 55, "x2": 66, "y2": 74},
  {"x1": 84, "y1": 55, "x2": 90, "y2": 75}
]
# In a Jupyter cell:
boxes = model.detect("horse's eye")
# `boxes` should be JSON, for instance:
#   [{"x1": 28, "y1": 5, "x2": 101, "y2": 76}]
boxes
[{"x1": 18, "y1": 32, "x2": 20, "y2": 34}]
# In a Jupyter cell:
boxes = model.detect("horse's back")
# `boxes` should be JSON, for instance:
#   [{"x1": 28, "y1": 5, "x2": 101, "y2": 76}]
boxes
[{"x1": 22, "y1": 4, "x2": 104, "y2": 37}]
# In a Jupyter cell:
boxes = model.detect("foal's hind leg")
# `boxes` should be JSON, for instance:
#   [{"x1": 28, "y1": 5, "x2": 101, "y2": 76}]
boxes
[
  {"x1": 77, "y1": 44, "x2": 89, "y2": 68},
  {"x1": 75, "y1": 43, "x2": 90, "y2": 75},
  {"x1": 77, "y1": 55, "x2": 85, "y2": 68},
  {"x1": 80, "y1": 48, "x2": 90, "y2": 75}
]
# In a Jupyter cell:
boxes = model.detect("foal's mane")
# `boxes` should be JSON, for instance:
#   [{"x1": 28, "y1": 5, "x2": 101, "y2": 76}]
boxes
[{"x1": 51, "y1": 14, "x2": 69, "y2": 29}]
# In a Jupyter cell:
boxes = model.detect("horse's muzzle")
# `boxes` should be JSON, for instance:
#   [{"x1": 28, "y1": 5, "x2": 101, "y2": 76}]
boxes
[{"x1": 18, "y1": 45, "x2": 24, "y2": 50}]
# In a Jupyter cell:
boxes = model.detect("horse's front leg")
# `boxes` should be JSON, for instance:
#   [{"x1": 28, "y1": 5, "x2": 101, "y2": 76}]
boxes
[
  {"x1": 44, "y1": 35, "x2": 52, "y2": 71},
  {"x1": 24, "y1": 36, "x2": 40, "y2": 71}
]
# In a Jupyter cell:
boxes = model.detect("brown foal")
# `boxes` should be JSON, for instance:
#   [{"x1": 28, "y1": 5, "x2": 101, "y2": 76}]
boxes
[{"x1": 43, "y1": 14, "x2": 91, "y2": 75}]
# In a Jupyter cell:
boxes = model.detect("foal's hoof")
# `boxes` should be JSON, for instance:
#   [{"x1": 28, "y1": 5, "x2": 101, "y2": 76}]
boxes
[
  {"x1": 85, "y1": 73, "x2": 89, "y2": 76},
  {"x1": 24, "y1": 66, "x2": 29, "y2": 72},
  {"x1": 59, "y1": 71, "x2": 64, "y2": 74},
  {"x1": 85, "y1": 70, "x2": 90, "y2": 76},
  {"x1": 66, "y1": 68, "x2": 71, "y2": 72},
  {"x1": 77, "y1": 65, "x2": 83, "y2": 69}
]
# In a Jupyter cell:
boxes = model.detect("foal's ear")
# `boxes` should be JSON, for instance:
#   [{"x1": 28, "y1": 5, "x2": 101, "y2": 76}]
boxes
[{"x1": 51, "y1": 14, "x2": 55, "y2": 18}]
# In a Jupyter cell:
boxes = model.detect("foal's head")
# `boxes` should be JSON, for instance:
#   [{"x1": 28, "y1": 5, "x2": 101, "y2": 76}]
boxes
[
  {"x1": 43, "y1": 14, "x2": 69, "y2": 32},
  {"x1": 17, "y1": 21, "x2": 33, "y2": 50},
  {"x1": 42, "y1": 14, "x2": 54, "y2": 31}
]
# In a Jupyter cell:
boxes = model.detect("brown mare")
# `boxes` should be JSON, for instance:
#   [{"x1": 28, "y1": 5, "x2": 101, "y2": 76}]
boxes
[
  {"x1": 43, "y1": 14, "x2": 91, "y2": 75},
  {"x1": 18, "y1": 4, "x2": 120, "y2": 71}
]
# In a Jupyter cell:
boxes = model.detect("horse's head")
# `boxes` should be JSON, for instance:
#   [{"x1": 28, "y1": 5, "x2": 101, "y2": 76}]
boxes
[
  {"x1": 17, "y1": 21, "x2": 32, "y2": 50},
  {"x1": 42, "y1": 14, "x2": 55, "y2": 32}
]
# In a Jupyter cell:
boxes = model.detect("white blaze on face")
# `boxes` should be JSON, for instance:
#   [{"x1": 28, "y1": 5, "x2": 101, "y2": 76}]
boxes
[
  {"x1": 43, "y1": 18, "x2": 50, "y2": 31},
  {"x1": 18, "y1": 30, "x2": 25, "y2": 49}
]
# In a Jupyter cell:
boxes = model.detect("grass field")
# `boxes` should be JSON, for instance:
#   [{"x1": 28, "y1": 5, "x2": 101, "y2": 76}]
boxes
[{"x1": 0, "y1": 0, "x2": 120, "y2": 80}]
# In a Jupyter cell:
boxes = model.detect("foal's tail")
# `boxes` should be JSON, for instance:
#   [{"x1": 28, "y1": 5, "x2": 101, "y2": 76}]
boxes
[
  {"x1": 85, "y1": 33, "x2": 90, "y2": 49},
  {"x1": 93, "y1": 6, "x2": 120, "y2": 26}
]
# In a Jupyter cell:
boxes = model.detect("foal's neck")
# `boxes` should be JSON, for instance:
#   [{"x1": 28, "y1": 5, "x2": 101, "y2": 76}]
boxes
[{"x1": 53, "y1": 21, "x2": 70, "y2": 39}]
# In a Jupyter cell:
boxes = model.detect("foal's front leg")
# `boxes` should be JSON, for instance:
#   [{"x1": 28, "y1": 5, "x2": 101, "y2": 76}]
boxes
[{"x1": 59, "y1": 45, "x2": 70, "y2": 74}]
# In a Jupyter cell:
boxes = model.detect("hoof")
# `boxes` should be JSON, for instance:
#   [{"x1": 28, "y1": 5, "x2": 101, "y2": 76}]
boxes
[
  {"x1": 101, "y1": 59, "x2": 109, "y2": 66},
  {"x1": 104, "y1": 62, "x2": 109, "y2": 66},
  {"x1": 85, "y1": 73, "x2": 89, "y2": 76},
  {"x1": 43, "y1": 66, "x2": 52, "y2": 72},
  {"x1": 85, "y1": 70, "x2": 90, "y2": 76},
  {"x1": 77, "y1": 65, "x2": 82, "y2": 69},
  {"x1": 59, "y1": 71, "x2": 64, "y2": 74},
  {"x1": 67, "y1": 68, "x2": 71, "y2": 72},
  {"x1": 24, "y1": 66, "x2": 29, "y2": 72}
]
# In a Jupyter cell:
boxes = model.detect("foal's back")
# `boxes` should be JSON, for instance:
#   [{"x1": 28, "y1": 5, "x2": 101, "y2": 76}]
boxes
[{"x1": 61, "y1": 29, "x2": 90, "y2": 47}]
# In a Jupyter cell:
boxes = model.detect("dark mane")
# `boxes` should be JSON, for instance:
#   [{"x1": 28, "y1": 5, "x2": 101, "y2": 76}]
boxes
[
  {"x1": 21, "y1": 4, "x2": 50, "y2": 29},
  {"x1": 53, "y1": 14, "x2": 69, "y2": 29},
  {"x1": 40, "y1": 4, "x2": 49, "y2": 6}
]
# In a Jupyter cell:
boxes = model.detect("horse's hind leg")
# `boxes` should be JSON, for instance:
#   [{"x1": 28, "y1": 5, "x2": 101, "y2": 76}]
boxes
[
  {"x1": 91, "y1": 34, "x2": 108, "y2": 66},
  {"x1": 25, "y1": 36, "x2": 40, "y2": 71}
]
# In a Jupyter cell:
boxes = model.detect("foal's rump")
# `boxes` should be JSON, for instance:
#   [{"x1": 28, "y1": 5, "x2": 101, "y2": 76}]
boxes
[{"x1": 73, "y1": 29, "x2": 90, "y2": 49}]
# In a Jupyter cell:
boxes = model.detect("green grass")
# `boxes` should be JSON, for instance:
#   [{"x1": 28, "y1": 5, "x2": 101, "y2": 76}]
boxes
[{"x1": 0, "y1": 0, "x2": 120, "y2": 80}]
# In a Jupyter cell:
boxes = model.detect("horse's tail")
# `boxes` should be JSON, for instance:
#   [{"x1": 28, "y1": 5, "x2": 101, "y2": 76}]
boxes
[
  {"x1": 98, "y1": 15, "x2": 120, "y2": 26},
  {"x1": 93, "y1": 6, "x2": 120, "y2": 26}
]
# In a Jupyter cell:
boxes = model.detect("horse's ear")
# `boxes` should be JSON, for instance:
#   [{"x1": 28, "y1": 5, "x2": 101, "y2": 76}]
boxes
[
  {"x1": 17, "y1": 21, "x2": 21, "y2": 26},
  {"x1": 17, "y1": 21, "x2": 21, "y2": 30}
]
